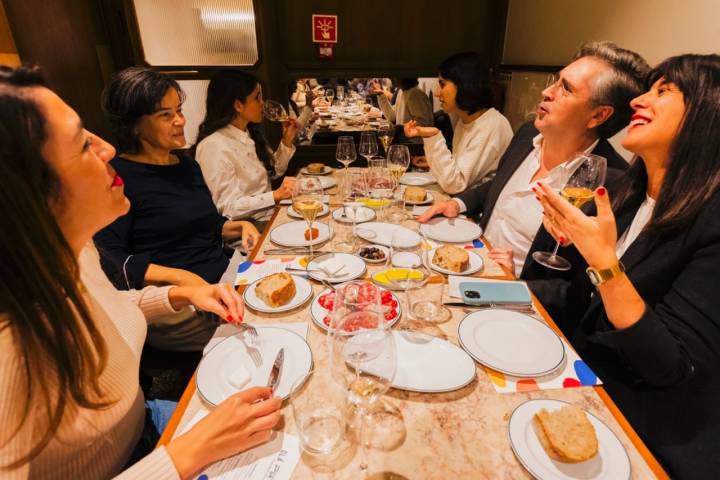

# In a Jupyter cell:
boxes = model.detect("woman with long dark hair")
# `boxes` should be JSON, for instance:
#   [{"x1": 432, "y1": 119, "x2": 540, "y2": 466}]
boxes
[
  {"x1": 94, "y1": 67, "x2": 260, "y2": 350},
  {"x1": 0, "y1": 65, "x2": 280, "y2": 479},
  {"x1": 537, "y1": 54, "x2": 720, "y2": 478},
  {"x1": 404, "y1": 52, "x2": 513, "y2": 194},
  {"x1": 195, "y1": 70, "x2": 297, "y2": 223}
]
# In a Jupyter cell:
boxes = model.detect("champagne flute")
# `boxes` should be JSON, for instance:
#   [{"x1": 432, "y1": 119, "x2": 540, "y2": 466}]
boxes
[
  {"x1": 262, "y1": 99, "x2": 289, "y2": 122},
  {"x1": 292, "y1": 176, "x2": 324, "y2": 260},
  {"x1": 378, "y1": 123, "x2": 395, "y2": 155},
  {"x1": 328, "y1": 280, "x2": 396, "y2": 470},
  {"x1": 532, "y1": 153, "x2": 607, "y2": 270}
]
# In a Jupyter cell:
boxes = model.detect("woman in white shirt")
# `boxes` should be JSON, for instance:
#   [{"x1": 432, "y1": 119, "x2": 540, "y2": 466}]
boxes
[
  {"x1": 404, "y1": 52, "x2": 513, "y2": 194},
  {"x1": 195, "y1": 70, "x2": 297, "y2": 223}
]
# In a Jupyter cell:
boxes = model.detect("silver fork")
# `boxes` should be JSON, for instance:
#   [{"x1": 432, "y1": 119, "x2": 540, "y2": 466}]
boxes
[{"x1": 238, "y1": 324, "x2": 262, "y2": 367}]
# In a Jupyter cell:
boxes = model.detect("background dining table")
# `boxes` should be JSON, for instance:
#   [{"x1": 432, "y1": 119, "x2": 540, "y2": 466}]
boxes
[{"x1": 158, "y1": 168, "x2": 668, "y2": 479}]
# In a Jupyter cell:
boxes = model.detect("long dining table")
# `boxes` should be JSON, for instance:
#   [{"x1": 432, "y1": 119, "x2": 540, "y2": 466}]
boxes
[{"x1": 158, "y1": 168, "x2": 669, "y2": 479}]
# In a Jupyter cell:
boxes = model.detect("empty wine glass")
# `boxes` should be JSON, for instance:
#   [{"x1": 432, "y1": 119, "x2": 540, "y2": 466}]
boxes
[
  {"x1": 378, "y1": 123, "x2": 395, "y2": 155},
  {"x1": 386, "y1": 228, "x2": 428, "y2": 314},
  {"x1": 262, "y1": 99, "x2": 289, "y2": 122},
  {"x1": 337, "y1": 168, "x2": 368, "y2": 252},
  {"x1": 532, "y1": 153, "x2": 607, "y2": 270},
  {"x1": 366, "y1": 163, "x2": 394, "y2": 220},
  {"x1": 328, "y1": 280, "x2": 396, "y2": 470},
  {"x1": 359, "y1": 131, "x2": 378, "y2": 165},
  {"x1": 292, "y1": 176, "x2": 324, "y2": 260},
  {"x1": 336, "y1": 85, "x2": 345, "y2": 103},
  {"x1": 325, "y1": 88, "x2": 335, "y2": 105}
]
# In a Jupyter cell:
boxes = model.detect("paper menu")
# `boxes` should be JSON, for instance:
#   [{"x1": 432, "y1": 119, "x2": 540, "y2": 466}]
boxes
[{"x1": 180, "y1": 410, "x2": 300, "y2": 480}]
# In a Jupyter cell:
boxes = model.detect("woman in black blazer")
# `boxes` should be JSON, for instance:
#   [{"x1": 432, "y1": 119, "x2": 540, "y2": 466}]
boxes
[{"x1": 537, "y1": 54, "x2": 720, "y2": 479}]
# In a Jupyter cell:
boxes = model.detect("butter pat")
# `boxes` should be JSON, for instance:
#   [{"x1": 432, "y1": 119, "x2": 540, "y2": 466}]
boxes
[{"x1": 228, "y1": 364, "x2": 252, "y2": 389}]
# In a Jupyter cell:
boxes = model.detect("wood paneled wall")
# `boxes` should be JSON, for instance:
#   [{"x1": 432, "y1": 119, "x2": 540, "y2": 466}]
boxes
[{"x1": 0, "y1": 0, "x2": 19, "y2": 66}]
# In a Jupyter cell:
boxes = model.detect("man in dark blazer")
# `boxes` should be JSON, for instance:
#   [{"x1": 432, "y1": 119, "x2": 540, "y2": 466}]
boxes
[{"x1": 418, "y1": 41, "x2": 648, "y2": 277}]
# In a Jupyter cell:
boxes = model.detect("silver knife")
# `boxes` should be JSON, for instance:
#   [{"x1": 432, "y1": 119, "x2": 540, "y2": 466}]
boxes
[{"x1": 266, "y1": 348, "x2": 284, "y2": 392}]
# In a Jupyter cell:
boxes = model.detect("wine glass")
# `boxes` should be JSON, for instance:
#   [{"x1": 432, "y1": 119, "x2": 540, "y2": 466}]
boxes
[
  {"x1": 262, "y1": 99, "x2": 289, "y2": 122},
  {"x1": 337, "y1": 168, "x2": 368, "y2": 252},
  {"x1": 328, "y1": 280, "x2": 396, "y2": 470},
  {"x1": 336, "y1": 136, "x2": 357, "y2": 188},
  {"x1": 386, "y1": 228, "x2": 428, "y2": 313},
  {"x1": 292, "y1": 176, "x2": 325, "y2": 260},
  {"x1": 325, "y1": 88, "x2": 335, "y2": 105},
  {"x1": 386, "y1": 144, "x2": 411, "y2": 221},
  {"x1": 532, "y1": 153, "x2": 608, "y2": 270},
  {"x1": 336, "y1": 85, "x2": 345, "y2": 103},
  {"x1": 359, "y1": 131, "x2": 378, "y2": 166},
  {"x1": 366, "y1": 163, "x2": 394, "y2": 220}
]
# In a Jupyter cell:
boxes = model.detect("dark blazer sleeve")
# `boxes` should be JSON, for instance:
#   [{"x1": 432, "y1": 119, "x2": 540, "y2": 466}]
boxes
[
  {"x1": 93, "y1": 210, "x2": 151, "y2": 290},
  {"x1": 587, "y1": 220, "x2": 720, "y2": 387},
  {"x1": 455, "y1": 180, "x2": 492, "y2": 216}
]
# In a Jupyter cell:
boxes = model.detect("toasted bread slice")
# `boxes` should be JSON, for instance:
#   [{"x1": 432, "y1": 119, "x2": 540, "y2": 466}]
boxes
[
  {"x1": 533, "y1": 405, "x2": 599, "y2": 463},
  {"x1": 307, "y1": 163, "x2": 325, "y2": 174},
  {"x1": 432, "y1": 245, "x2": 470, "y2": 273},
  {"x1": 255, "y1": 273, "x2": 296, "y2": 308}
]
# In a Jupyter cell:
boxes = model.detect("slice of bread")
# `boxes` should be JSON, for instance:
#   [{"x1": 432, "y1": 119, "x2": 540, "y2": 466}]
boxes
[
  {"x1": 533, "y1": 405, "x2": 599, "y2": 463},
  {"x1": 432, "y1": 245, "x2": 470, "y2": 273},
  {"x1": 307, "y1": 163, "x2": 325, "y2": 174},
  {"x1": 404, "y1": 186, "x2": 426, "y2": 202},
  {"x1": 255, "y1": 273, "x2": 296, "y2": 308}
]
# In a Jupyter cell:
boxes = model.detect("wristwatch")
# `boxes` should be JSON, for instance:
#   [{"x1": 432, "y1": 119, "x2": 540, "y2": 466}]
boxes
[{"x1": 586, "y1": 261, "x2": 625, "y2": 286}]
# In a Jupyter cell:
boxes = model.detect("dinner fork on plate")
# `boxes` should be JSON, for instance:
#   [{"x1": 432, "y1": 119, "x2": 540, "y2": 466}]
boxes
[{"x1": 238, "y1": 324, "x2": 262, "y2": 366}]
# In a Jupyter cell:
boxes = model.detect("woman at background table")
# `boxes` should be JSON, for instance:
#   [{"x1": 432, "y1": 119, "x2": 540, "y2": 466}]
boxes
[
  {"x1": 0, "y1": 65, "x2": 281, "y2": 480},
  {"x1": 404, "y1": 52, "x2": 513, "y2": 194},
  {"x1": 195, "y1": 70, "x2": 297, "y2": 224},
  {"x1": 374, "y1": 77, "x2": 433, "y2": 129},
  {"x1": 537, "y1": 54, "x2": 720, "y2": 479},
  {"x1": 94, "y1": 67, "x2": 259, "y2": 350}
]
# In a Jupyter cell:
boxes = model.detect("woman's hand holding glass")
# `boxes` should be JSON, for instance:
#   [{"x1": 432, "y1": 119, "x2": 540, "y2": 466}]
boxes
[
  {"x1": 536, "y1": 182, "x2": 620, "y2": 270},
  {"x1": 532, "y1": 153, "x2": 607, "y2": 270}
]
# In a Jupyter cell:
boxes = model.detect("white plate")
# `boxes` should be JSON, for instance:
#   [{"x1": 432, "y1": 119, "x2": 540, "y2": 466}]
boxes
[
  {"x1": 509, "y1": 399, "x2": 631, "y2": 480},
  {"x1": 357, "y1": 244, "x2": 389, "y2": 263},
  {"x1": 196, "y1": 327, "x2": 313, "y2": 403},
  {"x1": 420, "y1": 217, "x2": 483, "y2": 243},
  {"x1": 306, "y1": 253, "x2": 366, "y2": 283},
  {"x1": 355, "y1": 222, "x2": 421, "y2": 248},
  {"x1": 310, "y1": 176, "x2": 337, "y2": 189},
  {"x1": 243, "y1": 274, "x2": 313, "y2": 313},
  {"x1": 279, "y1": 195, "x2": 329, "y2": 205},
  {"x1": 392, "y1": 331, "x2": 476, "y2": 392},
  {"x1": 300, "y1": 165, "x2": 333, "y2": 175},
  {"x1": 269, "y1": 221, "x2": 332, "y2": 247},
  {"x1": 404, "y1": 191, "x2": 434, "y2": 206},
  {"x1": 428, "y1": 247, "x2": 484, "y2": 276},
  {"x1": 458, "y1": 309, "x2": 565, "y2": 377},
  {"x1": 331, "y1": 206, "x2": 376, "y2": 224},
  {"x1": 310, "y1": 286, "x2": 402, "y2": 332},
  {"x1": 287, "y1": 203, "x2": 330, "y2": 219},
  {"x1": 400, "y1": 171, "x2": 436, "y2": 186}
]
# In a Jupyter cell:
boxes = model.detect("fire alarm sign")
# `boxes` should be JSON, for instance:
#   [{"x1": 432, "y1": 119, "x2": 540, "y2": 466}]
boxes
[{"x1": 312, "y1": 15, "x2": 337, "y2": 43}]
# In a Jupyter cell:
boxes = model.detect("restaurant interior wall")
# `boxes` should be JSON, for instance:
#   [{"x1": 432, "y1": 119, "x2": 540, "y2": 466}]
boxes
[{"x1": 0, "y1": 0, "x2": 19, "y2": 67}]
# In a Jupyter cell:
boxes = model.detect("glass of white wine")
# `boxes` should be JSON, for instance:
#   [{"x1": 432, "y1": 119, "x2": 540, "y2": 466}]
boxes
[
  {"x1": 328, "y1": 281, "x2": 396, "y2": 471},
  {"x1": 292, "y1": 176, "x2": 325, "y2": 260},
  {"x1": 386, "y1": 144, "x2": 411, "y2": 222},
  {"x1": 378, "y1": 123, "x2": 394, "y2": 155},
  {"x1": 262, "y1": 99, "x2": 289, "y2": 122},
  {"x1": 532, "y1": 153, "x2": 607, "y2": 270}
]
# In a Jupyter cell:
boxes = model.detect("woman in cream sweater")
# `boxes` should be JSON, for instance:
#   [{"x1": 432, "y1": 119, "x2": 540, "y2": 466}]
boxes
[{"x1": 0, "y1": 65, "x2": 281, "y2": 479}]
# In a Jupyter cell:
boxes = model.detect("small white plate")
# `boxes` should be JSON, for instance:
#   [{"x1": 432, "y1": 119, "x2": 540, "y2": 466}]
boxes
[
  {"x1": 420, "y1": 217, "x2": 483, "y2": 243},
  {"x1": 428, "y1": 247, "x2": 484, "y2": 276},
  {"x1": 404, "y1": 191, "x2": 434, "y2": 206},
  {"x1": 310, "y1": 286, "x2": 401, "y2": 332},
  {"x1": 400, "y1": 171, "x2": 436, "y2": 186},
  {"x1": 458, "y1": 309, "x2": 565, "y2": 377},
  {"x1": 279, "y1": 195, "x2": 329, "y2": 205},
  {"x1": 243, "y1": 274, "x2": 313, "y2": 313},
  {"x1": 196, "y1": 327, "x2": 313, "y2": 403},
  {"x1": 355, "y1": 222, "x2": 421, "y2": 248},
  {"x1": 357, "y1": 244, "x2": 389, "y2": 263},
  {"x1": 331, "y1": 206, "x2": 376, "y2": 224},
  {"x1": 269, "y1": 221, "x2": 332, "y2": 247},
  {"x1": 392, "y1": 331, "x2": 476, "y2": 393},
  {"x1": 306, "y1": 253, "x2": 366, "y2": 283},
  {"x1": 287, "y1": 203, "x2": 330, "y2": 219},
  {"x1": 509, "y1": 399, "x2": 631, "y2": 480},
  {"x1": 300, "y1": 165, "x2": 333, "y2": 176}
]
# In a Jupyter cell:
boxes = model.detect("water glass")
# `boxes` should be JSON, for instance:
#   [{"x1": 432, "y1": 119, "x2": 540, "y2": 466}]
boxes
[{"x1": 291, "y1": 369, "x2": 348, "y2": 456}]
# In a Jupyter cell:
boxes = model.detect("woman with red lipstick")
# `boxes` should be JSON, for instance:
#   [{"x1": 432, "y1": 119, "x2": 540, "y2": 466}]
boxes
[
  {"x1": 537, "y1": 54, "x2": 720, "y2": 478},
  {"x1": 94, "y1": 67, "x2": 261, "y2": 350},
  {"x1": 0, "y1": 65, "x2": 281, "y2": 479}
]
